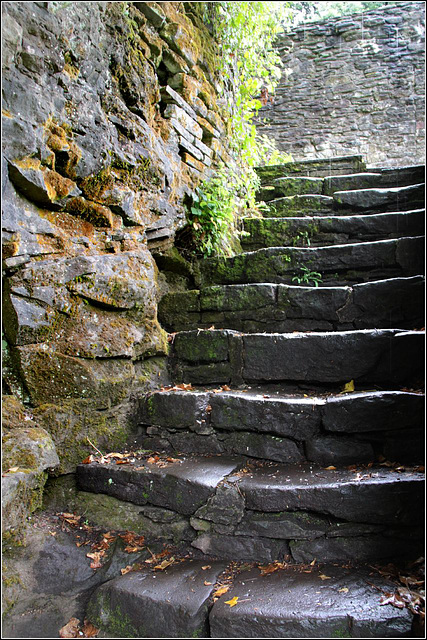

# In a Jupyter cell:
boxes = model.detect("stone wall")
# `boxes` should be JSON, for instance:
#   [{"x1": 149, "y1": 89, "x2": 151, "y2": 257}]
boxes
[
  {"x1": 1, "y1": 0, "x2": 231, "y2": 508},
  {"x1": 257, "y1": 2, "x2": 425, "y2": 167}
]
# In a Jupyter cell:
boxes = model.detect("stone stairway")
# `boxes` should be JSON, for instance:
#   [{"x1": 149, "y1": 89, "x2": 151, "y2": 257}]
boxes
[{"x1": 78, "y1": 155, "x2": 425, "y2": 638}]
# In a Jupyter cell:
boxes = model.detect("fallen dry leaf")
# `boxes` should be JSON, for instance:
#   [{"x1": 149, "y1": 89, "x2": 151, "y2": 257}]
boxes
[
  {"x1": 338, "y1": 587, "x2": 349, "y2": 593},
  {"x1": 225, "y1": 596, "x2": 239, "y2": 607},
  {"x1": 213, "y1": 585, "x2": 230, "y2": 598},
  {"x1": 380, "y1": 592, "x2": 405, "y2": 609},
  {"x1": 154, "y1": 557, "x2": 175, "y2": 571},
  {"x1": 319, "y1": 574, "x2": 331, "y2": 580},
  {"x1": 59, "y1": 617, "x2": 80, "y2": 638},
  {"x1": 204, "y1": 581, "x2": 212, "y2": 586},
  {"x1": 341, "y1": 380, "x2": 355, "y2": 393},
  {"x1": 81, "y1": 620, "x2": 99, "y2": 638},
  {"x1": 120, "y1": 565, "x2": 133, "y2": 575},
  {"x1": 202, "y1": 565, "x2": 211, "y2": 570},
  {"x1": 221, "y1": 385, "x2": 231, "y2": 391},
  {"x1": 86, "y1": 551, "x2": 104, "y2": 569},
  {"x1": 324, "y1": 466, "x2": 336, "y2": 471}
]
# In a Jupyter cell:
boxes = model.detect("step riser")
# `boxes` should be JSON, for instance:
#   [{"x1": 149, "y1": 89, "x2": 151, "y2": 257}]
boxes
[
  {"x1": 171, "y1": 330, "x2": 424, "y2": 387},
  {"x1": 242, "y1": 211, "x2": 425, "y2": 250},
  {"x1": 137, "y1": 391, "x2": 424, "y2": 466},
  {"x1": 159, "y1": 278, "x2": 424, "y2": 333},
  {"x1": 199, "y1": 237, "x2": 424, "y2": 287}
]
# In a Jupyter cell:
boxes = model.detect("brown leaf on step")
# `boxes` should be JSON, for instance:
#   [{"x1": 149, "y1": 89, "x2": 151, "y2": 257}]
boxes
[
  {"x1": 104, "y1": 452, "x2": 126, "y2": 459},
  {"x1": 81, "y1": 620, "x2": 99, "y2": 638},
  {"x1": 259, "y1": 561, "x2": 285, "y2": 576},
  {"x1": 221, "y1": 385, "x2": 231, "y2": 391},
  {"x1": 207, "y1": 325, "x2": 215, "y2": 330},
  {"x1": 202, "y1": 565, "x2": 211, "y2": 570},
  {"x1": 324, "y1": 466, "x2": 336, "y2": 470},
  {"x1": 147, "y1": 455, "x2": 159, "y2": 464},
  {"x1": 120, "y1": 565, "x2": 133, "y2": 575},
  {"x1": 115, "y1": 459, "x2": 131, "y2": 465},
  {"x1": 59, "y1": 617, "x2": 80, "y2": 638},
  {"x1": 319, "y1": 574, "x2": 331, "y2": 580},
  {"x1": 119, "y1": 532, "x2": 145, "y2": 550},
  {"x1": 213, "y1": 585, "x2": 230, "y2": 598},
  {"x1": 86, "y1": 551, "x2": 104, "y2": 569},
  {"x1": 338, "y1": 587, "x2": 349, "y2": 593},
  {"x1": 81, "y1": 455, "x2": 96, "y2": 464},
  {"x1": 166, "y1": 457, "x2": 180, "y2": 463},
  {"x1": 154, "y1": 557, "x2": 175, "y2": 571},
  {"x1": 60, "y1": 512, "x2": 81, "y2": 526},
  {"x1": 176, "y1": 383, "x2": 193, "y2": 390},
  {"x1": 204, "y1": 581, "x2": 212, "y2": 586},
  {"x1": 380, "y1": 592, "x2": 405, "y2": 609}
]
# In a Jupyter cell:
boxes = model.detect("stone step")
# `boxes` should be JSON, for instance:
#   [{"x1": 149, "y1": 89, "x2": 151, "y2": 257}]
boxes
[
  {"x1": 137, "y1": 389, "x2": 424, "y2": 465},
  {"x1": 255, "y1": 155, "x2": 366, "y2": 183},
  {"x1": 257, "y1": 176, "x2": 324, "y2": 201},
  {"x1": 324, "y1": 167, "x2": 425, "y2": 195},
  {"x1": 87, "y1": 561, "x2": 414, "y2": 638},
  {"x1": 333, "y1": 183, "x2": 425, "y2": 211},
  {"x1": 158, "y1": 277, "x2": 424, "y2": 333},
  {"x1": 209, "y1": 564, "x2": 414, "y2": 638},
  {"x1": 242, "y1": 210, "x2": 425, "y2": 250},
  {"x1": 199, "y1": 237, "x2": 424, "y2": 287},
  {"x1": 171, "y1": 328, "x2": 424, "y2": 387},
  {"x1": 76, "y1": 455, "x2": 424, "y2": 565},
  {"x1": 262, "y1": 194, "x2": 335, "y2": 216}
]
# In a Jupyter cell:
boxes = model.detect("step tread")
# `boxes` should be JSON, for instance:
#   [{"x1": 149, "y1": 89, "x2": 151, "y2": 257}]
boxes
[
  {"x1": 88, "y1": 560, "x2": 413, "y2": 638},
  {"x1": 77, "y1": 454, "x2": 424, "y2": 521},
  {"x1": 209, "y1": 564, "x2": 413, "y2": 638}
]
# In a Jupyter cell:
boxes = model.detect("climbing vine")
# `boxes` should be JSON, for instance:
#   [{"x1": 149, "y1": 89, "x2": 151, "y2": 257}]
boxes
[{"x1": 186, "y1": 2, "x2": 293, "y2": 257}]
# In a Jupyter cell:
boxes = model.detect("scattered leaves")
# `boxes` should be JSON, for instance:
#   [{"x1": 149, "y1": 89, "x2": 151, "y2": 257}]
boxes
[
  {"x1": 213, "y1": 585, "x2": 230, "y2": 599},
  {"x1": 259, "y1": 561, "x2": 285, "y2": 576},
  {"x1": 81, "y1": 620, "x2": 99, "y2": 638},
  {"x1": 59, "y1": 618, "x2": 80, "y2": 638},
  {"x1": 154, "y1": 557, "x2": 175, "y2": 571},
  {"x1": 86, "y1": 551, "x2": 104, "y2": 569},
  {"x1": 120, "y1": 565, "x2": 133, "y2": 575},
  {"x1": 119, "y1": 531, "x2": 145, "y2": 553}
]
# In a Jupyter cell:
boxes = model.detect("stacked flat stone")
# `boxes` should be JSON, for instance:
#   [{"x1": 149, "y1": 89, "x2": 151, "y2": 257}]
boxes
[{"x1": 79, "y1": 155, "x2": 425, "y2": 637}]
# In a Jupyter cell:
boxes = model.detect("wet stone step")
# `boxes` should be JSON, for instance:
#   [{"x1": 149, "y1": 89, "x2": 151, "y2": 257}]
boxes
[
  {"x1": 171, "y1": 328, "x2": 425, "y2": 386},
  {"x1": 158, "y1": 277, "x2": 425, "y2": 333},
  {"x1": 136, "y1": 390, "x2": 425, "y2": 465},
  {"x1": 242, "y1": 210, "x2": 425, "y2": 250},
  {"x1": 209, "y1": 564, "x2": 413, "y2": 638},
  {"x1": 257, "y1": 176, "x2": 324, "y2": 201},
  {"x1": 76, "y1": 455, "x2": 242, "y2": 515},
  {"x1": 199, "y1": 237, "x2": 424, "y2": 287},
  {"x1": 87, "y1": 560, "x2": 228, "y2": 639},
  {"x1": 255, "y1": 155, "x2": 366, "y2": 183},
  {"x1": 87, "y1": 561, "x2": 414, "y2": 638},
  {"x1": 262, "y1": 194, "x2": 335, "y2": 216},
  {"x1": 333, "y1": 183, "x2": 425, "y2": 211},
  {"x1": 324, "y1": 167, "x2": 425, "y2": 194},
  {"x1": 76, "y1": 455, "x2": 424, "y2": 564}
]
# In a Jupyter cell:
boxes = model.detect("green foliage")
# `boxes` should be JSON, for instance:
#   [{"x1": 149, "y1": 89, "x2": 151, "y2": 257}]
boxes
[
  {"x1": 186, "y1": 2, "x2": 294, "y2": 257},
  {"x1": 292, "y1": 266, "x2": 323, "y2": 287},
  {"x1": 187, "y1": 163, "x2": 260, "y2": 257},
  {"x1": 213, "y1": 2, "x2": 291, "y2": 164}
]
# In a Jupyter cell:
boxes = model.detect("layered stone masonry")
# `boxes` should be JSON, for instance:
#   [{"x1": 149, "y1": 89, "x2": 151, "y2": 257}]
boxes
[
  {"x1": 257, "y1": 2, "x2": 425, "y2": 167},
  {"x1": 2, "y1": 1, "x2": 232, "y2": 481}
]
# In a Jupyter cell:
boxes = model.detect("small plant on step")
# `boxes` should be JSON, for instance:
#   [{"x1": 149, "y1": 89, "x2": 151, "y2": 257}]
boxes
[
  {"x1": 292, "y1": 266, "x2": 323, "y2": 287},
  {"x1": 187, "y1": 162, "x2": 260, "y2": 257}
]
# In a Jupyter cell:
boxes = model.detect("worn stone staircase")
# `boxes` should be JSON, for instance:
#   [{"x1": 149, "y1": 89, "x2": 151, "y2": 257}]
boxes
[{"x1": 78, "y1": 155, "x2": 425, "y2": 638}]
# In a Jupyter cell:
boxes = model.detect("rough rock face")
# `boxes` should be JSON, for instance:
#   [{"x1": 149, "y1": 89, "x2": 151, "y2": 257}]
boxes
[
  {"x1": 2, "y1": 2, "x2": 230, "y2": 475},
  {"x1": 257, "y1": 2, "x2": 425, "y2": 167}
]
